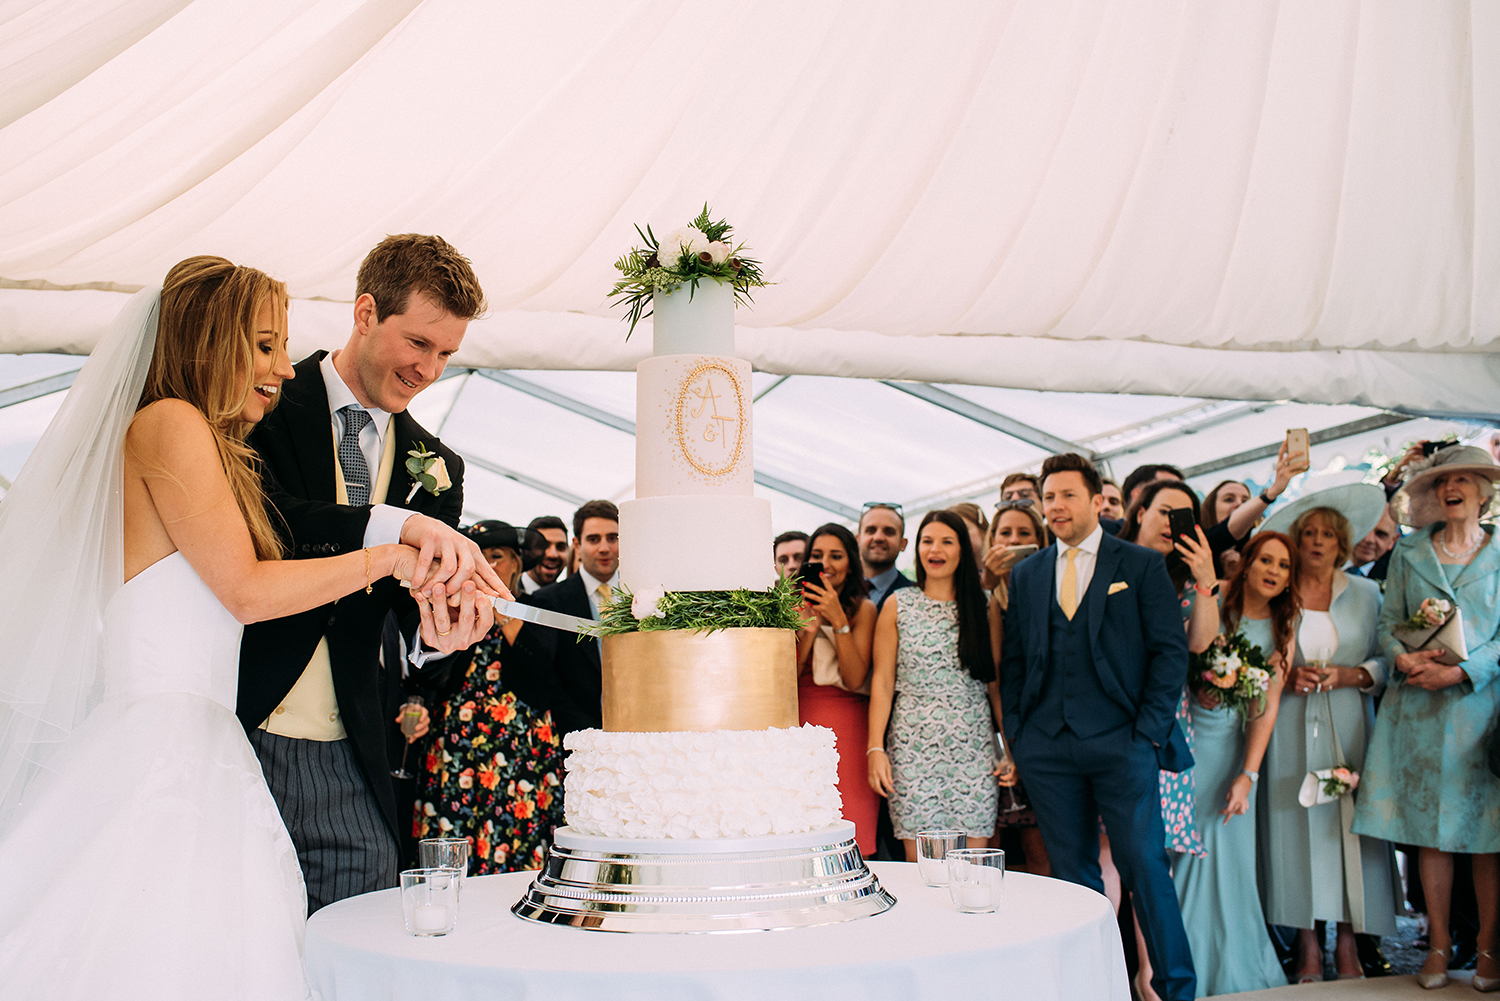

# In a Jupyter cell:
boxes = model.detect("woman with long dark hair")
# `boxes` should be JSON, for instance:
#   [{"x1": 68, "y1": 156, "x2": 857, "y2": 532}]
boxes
[
  {"x1": 867, "y1": 509, "x2": 999, "y2": 859},
  {"x1": 796, "y1": 522, "x2": 879, "y2": 853},
  {"x1": 1172, "y1": 531, "x2": 1296, "y2": 996}
]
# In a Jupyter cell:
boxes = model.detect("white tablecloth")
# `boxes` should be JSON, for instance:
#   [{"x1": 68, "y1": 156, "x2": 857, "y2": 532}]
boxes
[{"x1": 306, "y1": 862, "x2": 1128, "y2": 1000}]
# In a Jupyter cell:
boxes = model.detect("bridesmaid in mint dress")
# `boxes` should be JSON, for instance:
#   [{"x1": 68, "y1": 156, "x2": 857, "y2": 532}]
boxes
[{"x1": 1172, "y1": 532, "x2": 1296, "y2": 997}]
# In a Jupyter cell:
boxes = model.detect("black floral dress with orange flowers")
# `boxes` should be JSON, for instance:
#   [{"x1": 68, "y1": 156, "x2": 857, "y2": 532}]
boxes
[{"x1": 414, "y1": 622, "x2": 565, "y2": 873}]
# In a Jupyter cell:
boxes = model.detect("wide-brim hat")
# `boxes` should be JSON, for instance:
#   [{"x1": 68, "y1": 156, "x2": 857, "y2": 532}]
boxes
[
  {"x1": 462, "y1": 520, "x2": 547, "y2": 572},
  {"x1": 1258, "y1": 482, "x2": 1388, "y2": 548},
  {"x1": 1390, "y1": 444, "x2": 1500, "y2": 528}
]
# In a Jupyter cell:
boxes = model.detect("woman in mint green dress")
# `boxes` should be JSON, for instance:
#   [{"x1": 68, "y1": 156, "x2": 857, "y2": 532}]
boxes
[
  {"x1": 1172, "y1": 532, "x2": 1295, "y2": 997},
  {"x1": 1352, "y1": 446, "x2": 1500, "y2": 990}
]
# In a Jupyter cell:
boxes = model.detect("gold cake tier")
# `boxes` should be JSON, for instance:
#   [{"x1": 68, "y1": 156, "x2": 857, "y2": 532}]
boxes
[{"x1": 601, "y1": 627, "x2": 797, "y2": 732}]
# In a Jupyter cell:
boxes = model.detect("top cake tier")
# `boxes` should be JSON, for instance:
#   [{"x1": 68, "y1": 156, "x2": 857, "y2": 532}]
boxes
[{"x1": 636, "y1": 353, "x2": 754, "y2": 497}]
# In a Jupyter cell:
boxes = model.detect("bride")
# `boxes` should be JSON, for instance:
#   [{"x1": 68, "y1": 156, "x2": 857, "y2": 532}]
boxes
[{"x1": 0, "y1": 257, "x2": 461, "y2": 998}]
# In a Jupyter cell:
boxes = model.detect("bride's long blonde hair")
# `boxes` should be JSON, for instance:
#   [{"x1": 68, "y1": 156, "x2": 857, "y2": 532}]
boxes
[{"x1": 137, "y1": 256, "x2": 286, "y2": 560}]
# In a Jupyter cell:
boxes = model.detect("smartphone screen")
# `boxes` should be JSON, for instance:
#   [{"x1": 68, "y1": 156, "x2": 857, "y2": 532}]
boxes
[
  {"x1": 799, "y1": 561, "x2": 825, "y2": 585},
  {"x1": 1167, "y1": 508, "x2": 1197, "y2": 546}
]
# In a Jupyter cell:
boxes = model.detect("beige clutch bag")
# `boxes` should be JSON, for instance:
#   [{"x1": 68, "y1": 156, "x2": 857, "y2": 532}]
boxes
[{"x1": 1392, "y1": 606, "x2": 1469, "y2": 667}]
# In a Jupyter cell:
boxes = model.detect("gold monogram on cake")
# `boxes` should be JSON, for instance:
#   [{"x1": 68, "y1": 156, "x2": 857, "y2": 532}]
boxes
[{"x1": 672, "y1": 360, "x2": 746, "y2": 478}]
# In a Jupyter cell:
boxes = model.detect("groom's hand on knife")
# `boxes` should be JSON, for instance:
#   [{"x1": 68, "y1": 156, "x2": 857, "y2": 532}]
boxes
[
  {"x1": 414, "y1": 580, "x2": 495, "y2": 654},
  {"x1": 399, "y1": 514, "x2": 514, "y2": 601}
]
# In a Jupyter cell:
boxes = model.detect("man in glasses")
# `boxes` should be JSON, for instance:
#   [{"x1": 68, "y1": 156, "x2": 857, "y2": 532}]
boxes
[
  {"x1": 1000, "y1": 472, "x2": 1040, "y2": 503},
  {"x1": 857, "y1": 503, "x2": 913, "y2": 611}
]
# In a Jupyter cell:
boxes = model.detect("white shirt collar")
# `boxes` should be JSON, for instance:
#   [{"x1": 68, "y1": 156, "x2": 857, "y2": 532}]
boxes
[
  {"x1": 578, "y1": 567, "x2": 620, "y2": 593},
  {"x1": 321, "y1": 352, "x2": 390, "y2": 425},
  {"x1": 1058, "y1": 522, "x2": 1104, "y2": 556}
]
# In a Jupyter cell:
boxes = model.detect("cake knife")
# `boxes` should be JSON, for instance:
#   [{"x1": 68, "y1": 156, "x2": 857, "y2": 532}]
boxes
[{"x1": 491, "y1": 597, "x2": 595, "y2": 635}]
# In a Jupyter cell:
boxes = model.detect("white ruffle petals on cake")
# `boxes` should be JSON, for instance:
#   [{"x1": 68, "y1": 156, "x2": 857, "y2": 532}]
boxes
[{"x1": 563, "y1": 725, "x2": 842, "y2": 839}]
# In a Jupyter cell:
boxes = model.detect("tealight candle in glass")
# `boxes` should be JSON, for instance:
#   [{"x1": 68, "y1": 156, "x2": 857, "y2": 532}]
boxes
[
  {"x1": 946, "y1": 847, "x2": 1004, "y2": 913},
  {"x1": 915, "y1": 830, "x2": 967, "y2": 886},
  {"x1": 401, "y1": 867, "x2": 460, "y2": 936}
]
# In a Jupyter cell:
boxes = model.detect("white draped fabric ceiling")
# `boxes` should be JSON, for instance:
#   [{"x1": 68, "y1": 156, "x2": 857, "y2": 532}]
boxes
[{"x1": 1, "y1": 0, "x2": 1497, "y2": 417}]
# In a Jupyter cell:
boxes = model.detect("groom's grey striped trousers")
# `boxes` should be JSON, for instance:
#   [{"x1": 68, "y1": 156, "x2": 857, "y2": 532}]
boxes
[{"x1": 249, "y1": 729, "x2": 398, "y2": 914}]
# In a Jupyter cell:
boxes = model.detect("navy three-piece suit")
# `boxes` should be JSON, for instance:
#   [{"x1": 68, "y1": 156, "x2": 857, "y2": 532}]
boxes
[{"x1": 999, "y1": 526, "x2": 1197, "y2": 1001}]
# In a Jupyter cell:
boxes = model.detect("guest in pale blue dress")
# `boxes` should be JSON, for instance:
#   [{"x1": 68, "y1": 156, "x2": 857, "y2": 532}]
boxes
[
  {"x1": 1256, "y1": 492, "x2": 1400, "y2": 981},
  {"x1": 1353, "y1": 446, "x2": 1500, "y2": 990},
  {"x1": 1172, "y1": 532, "x2": 1295, "y2": 998}
]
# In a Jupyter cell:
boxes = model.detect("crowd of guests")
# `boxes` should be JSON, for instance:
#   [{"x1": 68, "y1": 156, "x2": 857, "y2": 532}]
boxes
[{"x1": 399, "y1": 438, "x2": 1500, "y2": 999}]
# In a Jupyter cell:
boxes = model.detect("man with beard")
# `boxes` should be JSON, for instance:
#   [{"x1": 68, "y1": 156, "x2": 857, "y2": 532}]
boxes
[
  {"x1": 858, "y1": 503, "x2": 913, "y2": 611},
  {"x1": 518, "y1": 515, "x2": 568, "y2": 594}
]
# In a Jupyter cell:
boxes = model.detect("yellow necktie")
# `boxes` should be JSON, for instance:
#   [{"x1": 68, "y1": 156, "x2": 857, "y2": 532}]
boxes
[
  {"x1": 1060, "y1": 548, "x2": 1080, "y2": 620},
  {"x1": 597, "y1": 582, "x2": 613, "y2": 610}
]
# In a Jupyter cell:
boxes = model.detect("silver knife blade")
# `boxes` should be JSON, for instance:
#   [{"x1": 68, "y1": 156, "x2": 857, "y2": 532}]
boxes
[{"x1": 493, "y1": 598, "x2": 595, "y2": 635}]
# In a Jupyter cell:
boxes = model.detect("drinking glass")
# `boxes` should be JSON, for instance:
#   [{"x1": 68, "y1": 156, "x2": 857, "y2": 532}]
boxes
[
  {"x1": 946, "y1": 847, "x2": 1005, "y2": 913},
  {"x1": 391, "y1": 695, "x2": 425, "y2": 779},
  {"x1": 915, "y1": 829, "x2": 966, "y2": 886},
  {"x1": 400, "y1": 867, "x2": 460, "y2": 936},
  {"x1": 419, "y1": 837, "x2": 471, "y2": 881},
  {"x1": 994, "y1": 730, "x2": 1024, "y2": 813}
]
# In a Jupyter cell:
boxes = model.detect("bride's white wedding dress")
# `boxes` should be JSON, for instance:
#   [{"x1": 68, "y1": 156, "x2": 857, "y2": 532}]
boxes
[{"x1": 0, "y1": 552, "x2": 311, "y2": 1000}]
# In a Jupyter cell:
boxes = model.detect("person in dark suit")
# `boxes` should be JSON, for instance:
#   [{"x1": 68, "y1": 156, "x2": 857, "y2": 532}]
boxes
[
  {"x1": 237, "y1": 234, "x2": 508, "y2": 912},
  {"x1": 859, "y1": 502, "x2": 915, "y2": 611},
  {"x1": 525, "y1": 499, "x2": 621, "y2": 735},
  {"x1": 999, "y1": 453, "x2": 1196, "y2": 1001}
]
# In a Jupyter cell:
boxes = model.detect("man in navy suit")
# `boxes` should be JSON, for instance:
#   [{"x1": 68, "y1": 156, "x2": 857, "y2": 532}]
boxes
[{"x1": 1000, "y1": 453, "x2": 1196, "y2": 1000}]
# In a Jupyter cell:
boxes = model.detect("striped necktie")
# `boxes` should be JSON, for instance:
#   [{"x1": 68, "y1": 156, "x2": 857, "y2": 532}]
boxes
[{"x1": 338, "y1": 406, "x2": 372, "y2": 506}]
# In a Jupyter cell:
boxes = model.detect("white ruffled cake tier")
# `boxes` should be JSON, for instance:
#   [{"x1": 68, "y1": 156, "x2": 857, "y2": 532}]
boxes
[{"x1": 562, "y1": 725, "x2": 843, "y2": 840}]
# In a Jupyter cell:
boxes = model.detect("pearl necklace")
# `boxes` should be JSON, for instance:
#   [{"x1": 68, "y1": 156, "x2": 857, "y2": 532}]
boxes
[{"x1": 1439, "y1": 530, "x2": 1485, "y2": 560}]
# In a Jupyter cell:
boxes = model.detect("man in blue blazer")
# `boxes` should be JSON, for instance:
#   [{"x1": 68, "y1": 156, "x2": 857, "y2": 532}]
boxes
[{"x1": 1000, "y1": 453, "x2": 1196, "y2": 1001}]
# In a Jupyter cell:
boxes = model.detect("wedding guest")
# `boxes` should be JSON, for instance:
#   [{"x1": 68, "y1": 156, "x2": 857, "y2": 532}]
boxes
[
  {"x1": 1000, "y1": 453, "x2": 1196, "y2": 1000},
  {"x1": 519, "y1": 515, "x2": 568, "y2": 594},
  {"x1": 774, "y1": 530, "x2": 810, "y2": 580},
  {"x1": 984, "y1": 500, "x2": 1051, "y2": 875},
  {"x1": 416, "y1": 521, "x2": 564, "y2": 873},
  {"x1": 1346, "y1": 507, "x2": 1399, "y2": 581},
  {"x1": 1001, "y1": 472, "x2": 1040, "y2": 503},
  {"x1": 859, "y1": 503, "x2": 914, "y2": 610},
  {"x1": 868, "y1": 510, "x2": 1000, "y2": 859},
  {"x1": 1490, "y1": 432, "x2": 1500, "y2": 464},
  {"x1": 796, "y1": 524, "x2": 879, "y2": 853},
  {"x1": 1101, "y1": 478, "x2": 1126, "y2": 522},
  {"x1": 1122, "y1": 463, "x2": 1185, "y2": 506},
  {"x1": 1354, "y1": 445, "x2": 1500, "y2": 991},
  {"x1": 1202, "y1": 480, "x2": 1253, "y2": 581},
  {"x1": 1172, "y1": 532, "x2": 1295, "y2": 996},
  {"x1": 948, "y1": 501, "x2": 990, "y2": 561}
]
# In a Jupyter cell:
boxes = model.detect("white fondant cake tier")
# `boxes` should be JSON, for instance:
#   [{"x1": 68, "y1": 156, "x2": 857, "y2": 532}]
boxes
[
  {"x1": 650, "y1": 277, "x2": 735, "y2": 357},
  {"x1": 562, "y1": 726, "x2": 843, "y2": 840},
  {"x1": 619, "y1": 495, "x2": 776, "y2": 593},
  {"x1": 635, "y1": 354, "x2": 753, "y2": 497}
]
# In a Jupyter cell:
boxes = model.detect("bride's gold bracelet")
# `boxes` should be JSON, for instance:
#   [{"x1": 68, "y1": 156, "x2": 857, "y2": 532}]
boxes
[{"x1": 364, "y1": 547, "x2": 373, "y2": 595}]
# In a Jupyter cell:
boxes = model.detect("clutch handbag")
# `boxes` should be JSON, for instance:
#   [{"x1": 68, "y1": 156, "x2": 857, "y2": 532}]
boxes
[{"x1": 1391, "y1": 607, "x2": 1469, "y2": 667}]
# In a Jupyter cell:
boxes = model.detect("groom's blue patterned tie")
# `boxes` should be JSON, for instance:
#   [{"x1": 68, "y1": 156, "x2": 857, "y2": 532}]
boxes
[{"x1": 338, "y1": 406, "x2": 373, "y2": 506}]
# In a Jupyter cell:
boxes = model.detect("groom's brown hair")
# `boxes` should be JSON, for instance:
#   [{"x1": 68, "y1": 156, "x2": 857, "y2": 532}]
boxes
[{"x1": 356, "y1": 234, "x2": 486, "y2": 323}]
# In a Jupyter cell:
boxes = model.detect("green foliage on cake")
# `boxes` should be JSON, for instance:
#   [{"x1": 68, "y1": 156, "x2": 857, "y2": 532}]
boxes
[{"x1": 586, "y1": 575, "x2": 805, "y2": 637}]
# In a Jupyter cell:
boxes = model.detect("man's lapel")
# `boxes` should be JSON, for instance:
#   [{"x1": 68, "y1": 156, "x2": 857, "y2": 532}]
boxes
[
  {"x1": 280, "y1": 353, "x2": 337, "y2": 503},
  {"x1": 387, "y1": 409, "x2": 421, "y2": 510},
  {"x1": 1029, "y1": 545, "x2": 1057, "y2": 658},
  {"x1": 1087, "y1": 531, "x2": 1123, "y2": 643}
]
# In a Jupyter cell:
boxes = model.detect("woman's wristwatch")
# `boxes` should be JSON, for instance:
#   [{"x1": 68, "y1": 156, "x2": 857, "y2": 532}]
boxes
[
  {"x1": 833, "y1": 623, "x2": 851, "y2": 634},
  {"x1": 1240, "y1": 769, "x2": 1259, "y2": 783}
]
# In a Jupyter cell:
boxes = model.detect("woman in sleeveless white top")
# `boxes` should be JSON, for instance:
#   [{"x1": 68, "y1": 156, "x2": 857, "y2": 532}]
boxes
[{"x1": 0, "y1": 266, "x2": 445, "y2": 1000}]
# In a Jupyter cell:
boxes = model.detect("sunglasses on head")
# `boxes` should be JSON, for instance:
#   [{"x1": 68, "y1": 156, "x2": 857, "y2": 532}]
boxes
[
  {"x1": 994, "y1": 498, "x2": 1036, "y2": 511},
  {"x1": 861, "y1": 502, "x2": 904, "y2": 516}
]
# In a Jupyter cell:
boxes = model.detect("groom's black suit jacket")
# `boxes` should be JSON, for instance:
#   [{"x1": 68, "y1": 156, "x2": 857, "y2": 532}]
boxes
[{"x1": 236, "y1": 351, "x2": 469, "y2": 837}]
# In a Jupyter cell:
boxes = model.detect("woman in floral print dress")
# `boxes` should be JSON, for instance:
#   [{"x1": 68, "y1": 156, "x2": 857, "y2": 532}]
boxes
[{"x1": 414, "y1": 522, "x2": 565, "y2": 873}]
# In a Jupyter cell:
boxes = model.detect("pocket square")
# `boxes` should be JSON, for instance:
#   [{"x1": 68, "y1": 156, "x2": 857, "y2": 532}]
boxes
[{"x1": 1107, "y1": 582, "x2": 1129, "y2": 595}]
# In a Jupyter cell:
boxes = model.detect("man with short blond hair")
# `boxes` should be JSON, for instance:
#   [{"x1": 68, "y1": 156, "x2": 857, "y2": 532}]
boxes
[{"x1": 858, "y1": 503, "x2": 912, "y2": 610}]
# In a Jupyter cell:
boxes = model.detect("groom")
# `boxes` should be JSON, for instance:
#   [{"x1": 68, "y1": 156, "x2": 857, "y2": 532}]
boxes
[
  {"x1": 238, "y1": 234, "x2": 500, "y2": 912},
  {"x1": 999, "y1": 453, "x2": 1196, "y2": 1000}
]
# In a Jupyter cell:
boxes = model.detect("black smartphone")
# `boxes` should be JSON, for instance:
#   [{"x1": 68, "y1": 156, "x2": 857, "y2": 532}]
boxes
[
  {"x1": 1421, "y1": 440, "x2": 1446, "y2": 456},
  {"x1": 1167, "y1": 508, "x2": 1197, "y2": 546},
  {"x1": 799, "y1": 561, "x2": 826, "y2": 586}
]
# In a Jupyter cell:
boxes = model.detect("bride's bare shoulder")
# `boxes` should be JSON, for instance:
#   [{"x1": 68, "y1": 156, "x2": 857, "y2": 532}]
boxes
[{"x1": 127, "y1": 398, "x2": 215, "y2": 460}]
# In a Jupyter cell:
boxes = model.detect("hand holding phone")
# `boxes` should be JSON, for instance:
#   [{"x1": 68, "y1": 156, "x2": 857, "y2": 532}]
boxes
[
  {"x1": 1284, "y1": 428, "x2": 1310, "y2": 472},
  {"x1": 1167, "y1": 508, "x2": 1197, "y2": 545}
]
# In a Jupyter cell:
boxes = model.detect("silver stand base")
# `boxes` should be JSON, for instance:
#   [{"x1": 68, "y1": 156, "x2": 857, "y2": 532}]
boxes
[{"x1": 512, "y1": 822, "x2": 896, "y2": 933}]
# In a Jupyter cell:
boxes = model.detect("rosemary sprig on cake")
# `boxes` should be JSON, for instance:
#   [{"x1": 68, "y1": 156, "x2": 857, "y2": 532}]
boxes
[{"x1": 585, "y1": 576, "x2": 805, "y2": 637}]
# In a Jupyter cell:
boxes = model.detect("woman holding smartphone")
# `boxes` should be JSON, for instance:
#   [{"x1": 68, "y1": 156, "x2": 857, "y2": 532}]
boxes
[{"x1": 797, "y1": 523, "x2": 879, "y2": 854}]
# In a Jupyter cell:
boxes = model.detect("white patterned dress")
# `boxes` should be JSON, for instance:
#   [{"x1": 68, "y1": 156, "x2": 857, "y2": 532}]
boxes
[{"x1": 886, "y1": 587, "x2": 998, "y2": 838}]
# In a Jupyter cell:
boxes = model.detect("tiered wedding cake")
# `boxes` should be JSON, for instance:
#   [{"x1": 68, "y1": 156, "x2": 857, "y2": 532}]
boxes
[{"x1": 513, "y1": 236, "x2": 894, "y2": 931}]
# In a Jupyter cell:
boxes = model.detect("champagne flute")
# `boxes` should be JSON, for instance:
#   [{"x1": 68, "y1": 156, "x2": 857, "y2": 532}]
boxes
[
  {"x1": 994, "y1": 730, "x2": 1024, "y2": 813},
  {"x1": 391, "y1": 695, "x2": 425, "y2": 779}
]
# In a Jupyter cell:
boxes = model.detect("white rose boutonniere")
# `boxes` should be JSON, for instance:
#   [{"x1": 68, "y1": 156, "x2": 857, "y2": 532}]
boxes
[{"x1": 404, "y1": 442, "x2": 452, "y2": 503}]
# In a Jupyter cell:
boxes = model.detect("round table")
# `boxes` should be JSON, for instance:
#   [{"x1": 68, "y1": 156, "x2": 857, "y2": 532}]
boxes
[{"x1": 306, "y1": 862, "x2": 1128, "y2": 1000}]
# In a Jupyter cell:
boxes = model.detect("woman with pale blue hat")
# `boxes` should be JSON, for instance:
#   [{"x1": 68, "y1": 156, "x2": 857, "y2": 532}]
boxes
[
  {"x1": 1256, "y1": 480, "x2": 1400, "y2": 982},
  {"x1": 1352, "y1": 444, "x2": 1500, "y2": 991}
]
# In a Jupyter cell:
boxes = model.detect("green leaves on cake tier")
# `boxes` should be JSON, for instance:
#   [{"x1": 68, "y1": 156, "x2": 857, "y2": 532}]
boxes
[
  {"x1": 586, "y1": 576, "x2": 805, "y2": 637},
  {"x1": 608, "y1": 204, "x2": 769, "y2": 339}
]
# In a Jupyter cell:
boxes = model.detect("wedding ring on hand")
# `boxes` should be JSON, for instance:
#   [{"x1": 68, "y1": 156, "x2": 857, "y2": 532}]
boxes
[{"x1": 436, "y1": 627, "x2": 453, "y2": 636}]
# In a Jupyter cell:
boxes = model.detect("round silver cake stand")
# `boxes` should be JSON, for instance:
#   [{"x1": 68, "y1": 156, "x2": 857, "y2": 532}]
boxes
[{"x1": 512, "y1": 821, "x2": 897, "y2": 933}]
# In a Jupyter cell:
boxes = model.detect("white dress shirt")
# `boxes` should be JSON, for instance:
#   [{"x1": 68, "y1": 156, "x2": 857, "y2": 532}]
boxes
[
  {"x1": 577, "y1": 567, "x2": 621, "y2": 619},
  {"x1": 520, "y1": 571, "x2": 544, "y2": 595},
  {"x1": 1054, "y1": 523, "x2": 1105, "y2": 607},
  {"x1": 320, "y1": 353, "x2": 408, "y2": 548}
]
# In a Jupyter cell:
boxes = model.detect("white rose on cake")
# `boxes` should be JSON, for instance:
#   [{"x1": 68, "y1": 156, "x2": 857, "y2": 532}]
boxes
[{"x1": 632, "y1": 585, "x2": 666, "y2": 620}]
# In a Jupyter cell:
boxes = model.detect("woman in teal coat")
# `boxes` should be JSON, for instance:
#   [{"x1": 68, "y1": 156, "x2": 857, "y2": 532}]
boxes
[{"x1": 1353, "y1": 446, "x2": 1500, "y2": 991}]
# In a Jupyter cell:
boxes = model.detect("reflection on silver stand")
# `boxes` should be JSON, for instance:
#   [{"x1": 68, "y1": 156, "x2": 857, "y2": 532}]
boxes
[{"x1": 512, "y1": 821, "x2": 896, "y2": 933}]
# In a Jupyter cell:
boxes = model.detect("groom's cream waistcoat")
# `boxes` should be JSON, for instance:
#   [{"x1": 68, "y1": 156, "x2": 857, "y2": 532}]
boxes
[{"x1": 260, "y1": 416, "x2": 396, "y2": 741}]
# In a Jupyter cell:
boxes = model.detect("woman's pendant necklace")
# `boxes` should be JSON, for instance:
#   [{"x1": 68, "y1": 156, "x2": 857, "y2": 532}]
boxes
[{"x1": 1439, "y1": 531, "x2": 1484, "y2": 561}]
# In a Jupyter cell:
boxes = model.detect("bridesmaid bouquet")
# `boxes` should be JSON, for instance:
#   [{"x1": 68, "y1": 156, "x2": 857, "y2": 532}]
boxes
[{"x1": 1189, "y1": 631, "x2": 1273, "y2": 723}]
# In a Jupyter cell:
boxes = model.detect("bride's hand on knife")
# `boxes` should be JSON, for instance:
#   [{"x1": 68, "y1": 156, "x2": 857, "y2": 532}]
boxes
[
  {"x1": 400, "y1": 514, "x2": 514, "y2": 601},
  {"x1": 414, "y1": 580, "x2": 495, "y2": 654}
]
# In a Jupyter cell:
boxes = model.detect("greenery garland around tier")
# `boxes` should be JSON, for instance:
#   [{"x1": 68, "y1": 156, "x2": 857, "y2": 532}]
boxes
[
  {"x1": 583, "y1": 575, "x2": 806, "y2": 638},
  {"x1": 608, "y1": 204, "x2": 770, "y2": 339},
  {"x1": 1188, "y1": 630, "x2": 1274, "y2": 724}
]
